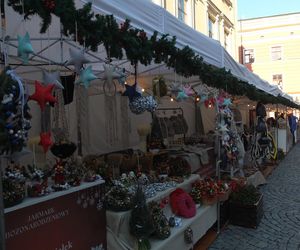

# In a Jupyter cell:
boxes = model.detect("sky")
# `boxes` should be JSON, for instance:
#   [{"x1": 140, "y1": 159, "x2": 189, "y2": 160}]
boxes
[{"x1": 238, "y1": 0, "x2": 300, "y2": 19}]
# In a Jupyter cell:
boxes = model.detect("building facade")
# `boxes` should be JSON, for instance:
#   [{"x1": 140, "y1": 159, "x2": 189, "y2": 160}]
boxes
[
  {"x1": 238, "y1": 13, "x2": 300, "y2": 102},
  {"x1": 152, "y1": 0, "x2": 238, "y2": 59}
]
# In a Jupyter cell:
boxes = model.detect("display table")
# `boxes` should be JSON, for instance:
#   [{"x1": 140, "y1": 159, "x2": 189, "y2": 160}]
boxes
[
  {"x1": 5, "y1": 180, "x2": 106, "y2": 250},
  {"x1": 106, "y1": 174, "x2": 217, "y2": 250}
]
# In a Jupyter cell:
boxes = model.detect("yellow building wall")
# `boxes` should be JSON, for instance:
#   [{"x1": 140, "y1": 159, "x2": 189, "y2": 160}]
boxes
[
  {"x1": 165, "y1": 0, "x2": 175, "y2": 16},
  {"x1": 194, "y1": 1, "x2": 206, "y2": 32},
  {"x1": 152, "y1": 0, "x2": 238, "y2": 59},
  {"x1": 240, "y1": 17, "x2": 300, "y2": 96}
]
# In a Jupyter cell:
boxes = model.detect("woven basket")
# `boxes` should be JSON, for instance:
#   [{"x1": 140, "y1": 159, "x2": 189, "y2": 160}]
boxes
[{"x1": 202, "y1": 196, "x2": 218, "y2": 206}]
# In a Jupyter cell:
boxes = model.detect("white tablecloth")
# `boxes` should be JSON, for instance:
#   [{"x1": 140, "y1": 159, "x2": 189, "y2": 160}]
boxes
[{"x1": 106, "y1": 174, "x2": 217, "y2": 250}]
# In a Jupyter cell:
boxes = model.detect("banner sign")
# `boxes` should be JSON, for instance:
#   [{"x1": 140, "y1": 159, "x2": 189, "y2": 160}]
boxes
[{"x1": 5, "y1": 183, "x2": 106, "y2": 250}]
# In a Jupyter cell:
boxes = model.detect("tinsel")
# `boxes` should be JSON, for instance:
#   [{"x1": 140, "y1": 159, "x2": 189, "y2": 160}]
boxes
[{"x1": 7, "y1": 1, "x2": 299, "y2": 108}]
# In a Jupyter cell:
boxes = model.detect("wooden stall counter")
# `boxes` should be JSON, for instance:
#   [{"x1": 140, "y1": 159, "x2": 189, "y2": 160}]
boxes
[{"x1": 5, "y1": 180, "x2": 106, "y2": 250}]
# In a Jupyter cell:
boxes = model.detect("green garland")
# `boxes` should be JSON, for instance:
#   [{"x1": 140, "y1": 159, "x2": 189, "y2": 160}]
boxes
[{"x1": 7, "y1": 0, "x2": 299, "y2": 108}]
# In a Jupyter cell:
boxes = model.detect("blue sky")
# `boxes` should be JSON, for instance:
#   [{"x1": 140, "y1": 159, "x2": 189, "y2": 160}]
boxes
[{"x1": 238, "y1": 0, "x2": 300, "y2": 19}]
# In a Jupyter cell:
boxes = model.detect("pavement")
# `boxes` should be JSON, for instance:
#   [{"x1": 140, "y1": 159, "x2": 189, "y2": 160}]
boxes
[{"x1": 209, "y1": 143, "x2": 300, "y2": 250}]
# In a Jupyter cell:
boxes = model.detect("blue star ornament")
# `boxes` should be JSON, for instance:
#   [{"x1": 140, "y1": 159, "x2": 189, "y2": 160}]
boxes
[
  {"x1": 122, "y1": 82, "x2": 141, "y2": 102},
  {"x1": 223, "y1": 98, "x2": 232, "y2": 106},
  {"x1": 200, "y1": 94, "x2": 208, "y2": 103},
  {"x1": 176, "y1": 91, "x2": 188, "y2": 101},
  {"x1": 75, "y1": 66, "x2": 97, "y2": 88},
  {"x1": 17, "y1": 32, "x2": 34, "y2": 63}
]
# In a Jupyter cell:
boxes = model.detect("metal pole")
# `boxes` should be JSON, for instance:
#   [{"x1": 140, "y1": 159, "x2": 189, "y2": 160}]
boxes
[
  {"x1": 0, "y1": 0, "x2": 6, "y2": 247},
  {"x1": 215, "y1": 95, "x2": 221, "y2": 235},
  {"x1": 0, "y1": 159, "x2": 6, "y2": 250}
]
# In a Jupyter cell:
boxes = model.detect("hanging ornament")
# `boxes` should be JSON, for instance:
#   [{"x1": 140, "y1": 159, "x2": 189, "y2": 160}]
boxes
[
  {"x1": 66, "y1": 48, "x2": 90, "y2": 74},
  {"x1": 122, "y1": 82, "x2": 142, "y2": 102},
  {"x1": 217, "y1": 95, "x2": 225, "y2": 106},
  {"x1": 182, "y1": 84, "x2": 194, "y2": 96},
  {"x1": 223, "y1": 98, "x2": 232, "y2": 107},
  {"x1": 218, "y1": 124, "x2": 229, "y2": 133},
  {"x1": 168, "y1": 82, "x2": 182, "y2": 95},
  {"x1": 176, "y1": 91, "x2": 188, "y2": 101},
  {"x1": 129, "y1": 97, "x2": 147, "y2": 114},
  {"x1": 145, "y1": 96, "x2": 157, "y2": 113},
  {"x1": 17, "y1": 32, "x2": 34, "y2": 64},
  {"x1": 103, "y1": 63, "x2": 127, "y2": 86},
  {"x1": 75, "y1": 66, "x2": 97, "y2": 88},
  {"x1": 39, "y1": 131, "x2": 53, "y2": 153},
  {"x1": 42, "y1": 71, "x2": 64, "y2": 89},
  {"x1": 200, "y1": 94, "x2": 208, "y2": 103},
  {"x1": 29, "y1": 81, "x2": 56, "y2": 111},
  {"x1": 204, "y1": 98, "x2": 215, "y2": 108},
  {"x1": 0, "y1": 69, "x2": 32, "y2": 155},
  {"x1": 61, "y1": 74, "x2": 75, "y2": 105}
]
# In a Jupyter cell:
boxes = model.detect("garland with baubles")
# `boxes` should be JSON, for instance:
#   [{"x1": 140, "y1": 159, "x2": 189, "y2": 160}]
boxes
[
  {"x1": 0, "y1": 68, "x2": 31, "y2": 155},
  {"x1": 7, "y1": 0, "x2": 299, "y2": 108}
]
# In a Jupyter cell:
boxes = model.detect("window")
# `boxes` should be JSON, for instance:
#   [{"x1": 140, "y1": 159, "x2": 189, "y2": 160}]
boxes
[
  {"x1": 178, "y1": 0, "x2": 186, "y2": 22},
  {"x1": 208, "y1": 17, "x2": 214, "y2": 38},
  {"x1": 272, "y1": 74, "x2": 283, "y2": 90},
  {"x1": 243, "y1": 49, "x2": 255, "y2": 64},
  {"x1": 271, "y1": 46, "x2": 282, "y2": 61}
]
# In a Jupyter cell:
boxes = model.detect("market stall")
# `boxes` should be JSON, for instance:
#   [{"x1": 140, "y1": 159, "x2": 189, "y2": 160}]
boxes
[{"x1": 1, "y1": 1, "x2": 300, "y2": 250}]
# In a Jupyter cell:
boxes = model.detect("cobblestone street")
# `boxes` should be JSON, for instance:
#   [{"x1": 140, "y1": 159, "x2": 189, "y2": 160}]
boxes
[{"x1": 210, "y1": 143, "x2": 300, "y2": 250}]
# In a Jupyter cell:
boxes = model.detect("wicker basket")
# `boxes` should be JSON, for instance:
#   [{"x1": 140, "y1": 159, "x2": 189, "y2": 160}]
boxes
[
  {"x1": 202, "y1": 196, "x2": 218, "y2": 206},
  {"x1": 218, "y1": 189, "x2": 231, "y2": 202}
]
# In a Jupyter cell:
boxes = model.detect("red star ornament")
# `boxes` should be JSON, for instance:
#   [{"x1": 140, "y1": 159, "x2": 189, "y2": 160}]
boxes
[
  {"x1": 39, "y1": 131, "x2": 53, "y2": 153},
  {"x1": 29, "y1": 81, "x2": 57, "y2": 111}
]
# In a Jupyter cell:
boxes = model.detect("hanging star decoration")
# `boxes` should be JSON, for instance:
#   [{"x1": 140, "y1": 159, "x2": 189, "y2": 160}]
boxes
[
  {"x1": 217, "y1": 95, "x2": 225, "y2": 106},
  {"x1": 200, "y1": 94, "x2": 208, "y2": 103},
  {"x1": 103, "y1": 64, "x2": 127, "y2": 86},
  {"x1": 223, "y1": 98, "x2": 232, "y2": 107},
  {"x1": 122, "y1": 82, "x2": 142, "y2": 102},
  {"x1": 66, "y1": 48, "x2": 90, "y2": 74},
  {"x1": 218, "y1": 124, "x2": 229, "y2": 133},
  {"x1": 39, "y1": 131, "x2": 53, "y2": 153},
  {"x1": 176, "y1": 91, "x2": 188, "y2": 101},
  {"x1": 17, "y1": 32, "x2": 34, "y2": 64},
  {"x1": 42, "y1": 71, "x2": 64, "y2": 89},
  {"x1": 29, "y1": 81, "x2": 56, "y2": 111},
  {"x1": 168, "y1": 82, "x2": 182, "y2": 95},
  {"x1": 75, "y1": 66, "x2": 97, "y2": 88},
  {"x1": 182, "y1": 84, "x2": 194, "y2": 96},
  {"x1": 204, "y1": 97, "x2": 215, "y2": 108}
]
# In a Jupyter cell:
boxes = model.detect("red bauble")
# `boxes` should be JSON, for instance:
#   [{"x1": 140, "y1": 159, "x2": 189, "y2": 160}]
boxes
[
  {"x1": 29, "y1": 81, "x2": 56, "y2": 111},
  {"x1": 39, "y1": 131, "x2": 53, "y2": 153}
]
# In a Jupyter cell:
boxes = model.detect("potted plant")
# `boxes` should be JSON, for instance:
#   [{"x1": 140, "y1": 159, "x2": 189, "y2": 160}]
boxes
[{"x1": 229, "y1": 183, "x2": 263, "y2": 228}]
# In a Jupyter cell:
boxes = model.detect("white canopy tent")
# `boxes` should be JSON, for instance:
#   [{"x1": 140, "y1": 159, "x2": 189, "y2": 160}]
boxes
[{"x1": 2, "y1": 0, "x2": 297, "y2": 157}]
